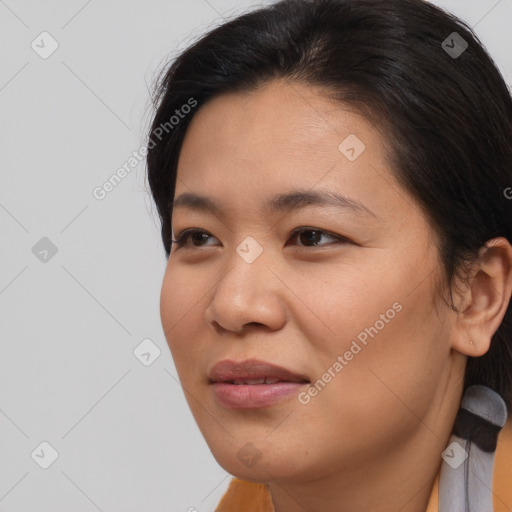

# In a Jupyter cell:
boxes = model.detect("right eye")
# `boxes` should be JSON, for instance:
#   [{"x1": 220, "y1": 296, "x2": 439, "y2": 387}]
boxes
[{"x1": 171, "y1": 229, "x2": 219, "y2": 248}]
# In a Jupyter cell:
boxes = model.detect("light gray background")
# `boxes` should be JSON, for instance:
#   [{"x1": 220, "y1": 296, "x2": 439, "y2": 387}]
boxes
[{"x1": 0, "y1": 1, "x2": 511, "y2": 511}]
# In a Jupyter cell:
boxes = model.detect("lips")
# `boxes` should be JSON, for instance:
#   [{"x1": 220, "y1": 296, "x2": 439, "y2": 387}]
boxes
[
  {"x1": 229, "y1": 377, "x2": 282, "y2": 385},
  {"x1": 208, "y1": 359, "x2": 310, "y2": 409},
  {"x1": 208, "y1": 358, "x2": 310, "y2": 384}
]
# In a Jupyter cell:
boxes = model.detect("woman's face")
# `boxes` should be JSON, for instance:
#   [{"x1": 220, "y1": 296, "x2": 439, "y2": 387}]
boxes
[{"x1": 160, "y1": 80, "x2": 464, "y2": 484}]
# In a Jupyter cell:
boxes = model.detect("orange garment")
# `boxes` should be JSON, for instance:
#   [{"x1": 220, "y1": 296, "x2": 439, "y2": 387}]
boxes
[{"x1": 215, "y1": 419, "x2": 512, "y2": 512}]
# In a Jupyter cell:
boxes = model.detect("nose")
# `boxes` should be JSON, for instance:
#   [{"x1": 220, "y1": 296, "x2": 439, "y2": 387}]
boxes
[{"x1": 204, "y1": 251, "x2": 287, "y2": 335}]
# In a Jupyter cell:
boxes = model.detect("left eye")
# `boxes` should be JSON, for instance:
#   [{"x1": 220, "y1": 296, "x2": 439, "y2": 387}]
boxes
[
  {"x1": 288, "y1": 227, "x2": 349, "y2": 247},
  {"x1": 171, "y1": 227, "x2": 350, "y2": 249}
]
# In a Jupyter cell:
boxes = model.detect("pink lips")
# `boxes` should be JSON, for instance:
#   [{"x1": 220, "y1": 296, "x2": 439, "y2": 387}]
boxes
[{"x1": 208, "y1": 358, "x2": 309, "y2": 409}]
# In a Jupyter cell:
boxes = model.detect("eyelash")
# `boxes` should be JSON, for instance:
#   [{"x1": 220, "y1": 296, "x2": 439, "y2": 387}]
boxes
[{"x1": 170, "y1": 227, "x2": 352, "y2": 250}]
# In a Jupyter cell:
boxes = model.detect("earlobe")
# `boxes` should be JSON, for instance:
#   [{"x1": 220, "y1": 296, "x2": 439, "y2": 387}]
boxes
[{"x1": 450, "y1": 237, "x2": 512, "y2": 358}]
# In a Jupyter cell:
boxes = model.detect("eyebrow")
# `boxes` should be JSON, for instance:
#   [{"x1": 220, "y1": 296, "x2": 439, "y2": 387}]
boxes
[{"x1": 171, "y1": 189, "x2": 379, "y2": 220}]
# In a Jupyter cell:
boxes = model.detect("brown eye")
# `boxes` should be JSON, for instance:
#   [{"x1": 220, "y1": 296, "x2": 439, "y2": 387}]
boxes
[
  {"x1": 289, "y1": 227, "x2": 350, "y2": 248},
  {"x1": 171, "y1": 227, "x2": 351, "y2": 250},
  {"x1": 171, "y1": 229, "x2": 218, "y2": 248}
]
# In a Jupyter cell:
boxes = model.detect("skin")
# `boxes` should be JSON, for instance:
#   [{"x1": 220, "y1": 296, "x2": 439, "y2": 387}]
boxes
[{"x1": 159, "y1": 79, "x2": 512, "y2": 512}]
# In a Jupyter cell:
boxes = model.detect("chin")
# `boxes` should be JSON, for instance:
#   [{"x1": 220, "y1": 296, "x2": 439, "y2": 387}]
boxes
[{"x1": 207, "y1": 439, "x2": 313, "y2": 484}]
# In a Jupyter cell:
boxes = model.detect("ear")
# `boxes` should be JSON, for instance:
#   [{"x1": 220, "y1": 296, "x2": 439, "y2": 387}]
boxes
[{"x1": 450, "y1": 237, "x2": 512, "y2": 357}]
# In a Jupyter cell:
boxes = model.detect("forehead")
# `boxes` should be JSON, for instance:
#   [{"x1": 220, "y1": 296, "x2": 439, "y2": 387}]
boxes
[
  {"x1": 178, "y1": 80, "x2": 386, "y2": 182},
  {"x1": 174, "y1": 80, "x2": 427, "y2": 230},
  {"x1": 181, "y1": 80, "x2": 371, "y2": 156}
]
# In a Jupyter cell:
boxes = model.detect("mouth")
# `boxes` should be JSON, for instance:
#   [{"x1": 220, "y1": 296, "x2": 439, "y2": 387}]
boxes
[
  {"x1": 208, "y1": 358, "x2": 310, "y2": 409},
  {"x1": 208, "y1": 358, "x2": 310, "y2": 384},
  {"x1": 223, "y1": 377, "x2": 296, "y2": 385}
]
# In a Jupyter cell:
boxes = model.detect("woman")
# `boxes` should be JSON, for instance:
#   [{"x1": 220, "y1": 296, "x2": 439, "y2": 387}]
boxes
[{"x1": 146, "y1": 0, "x2": 512, "y2": 510}]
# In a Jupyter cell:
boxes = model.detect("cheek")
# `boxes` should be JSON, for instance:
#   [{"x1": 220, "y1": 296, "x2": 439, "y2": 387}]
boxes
[
  {"x1": 282, "y1": 311, "x2": 448, "y2": 477},
  {"x1": 299, "y1": 259, "x2": 448, "y2": 419},
  {"x1": 160, "y1": 260, "x2": 205, "y2": 325},
  {"x1": 293, "y1": 261, "x2": 404, "y2": 361},
  {"x1": 160, "y1": 264, "x2": 206, "y2": 374}
]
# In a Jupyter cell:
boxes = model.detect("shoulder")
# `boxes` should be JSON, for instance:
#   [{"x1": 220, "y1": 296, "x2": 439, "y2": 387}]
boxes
[
  {"x1": 493, "y1": 417, "x2": 512, "y2": 512},
  {"x1": 214, "y1": 477, "x2": 274, "y2": 512}
]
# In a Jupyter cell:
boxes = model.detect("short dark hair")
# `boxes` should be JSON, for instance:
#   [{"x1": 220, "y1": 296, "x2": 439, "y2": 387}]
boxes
[{"x1": 146, "y1": 0, "x2": 512, "y2": 412}]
